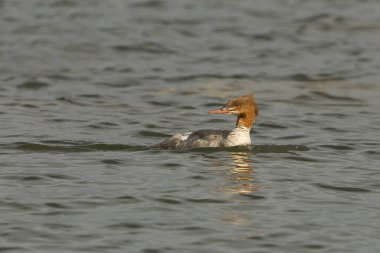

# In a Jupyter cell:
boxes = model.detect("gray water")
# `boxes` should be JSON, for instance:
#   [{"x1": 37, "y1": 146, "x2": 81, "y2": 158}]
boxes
[{"x1": 1, "y1": 0, "x2": 380, "y2": 252}]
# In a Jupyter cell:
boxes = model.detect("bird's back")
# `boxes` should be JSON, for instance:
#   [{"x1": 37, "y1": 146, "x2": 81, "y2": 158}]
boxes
[{"x1": 155, "y1": 129, "x2": 229, "y2": 150}]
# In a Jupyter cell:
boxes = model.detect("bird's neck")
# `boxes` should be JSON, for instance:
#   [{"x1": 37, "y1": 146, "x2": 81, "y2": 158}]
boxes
[{"x1": 235, "y1": 113, "x2": 254, "y2": 129}]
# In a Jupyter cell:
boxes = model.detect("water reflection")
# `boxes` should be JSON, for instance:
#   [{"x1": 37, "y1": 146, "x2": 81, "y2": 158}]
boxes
[
  {"x1": 223, "y1": 152, "x2": 260, "y2": 194},
  {"x1": 217, "y1": 152, "x2": 259, "y2": 227}
]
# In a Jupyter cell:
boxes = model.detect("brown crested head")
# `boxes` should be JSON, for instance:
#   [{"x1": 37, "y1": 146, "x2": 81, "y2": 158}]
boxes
[{"x1": 208, "y1": 94, "x2": 259, "y2": 129}]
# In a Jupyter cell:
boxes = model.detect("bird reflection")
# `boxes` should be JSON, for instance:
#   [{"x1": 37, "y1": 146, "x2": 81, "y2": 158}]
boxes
[{"x1": 222, "y1": 152, "x2": 260, "y2": 194}]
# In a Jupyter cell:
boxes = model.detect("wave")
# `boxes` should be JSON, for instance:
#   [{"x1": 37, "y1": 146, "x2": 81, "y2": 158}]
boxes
[{"x1": 1, "y1": 141, "x2": 309, "y2": 154}]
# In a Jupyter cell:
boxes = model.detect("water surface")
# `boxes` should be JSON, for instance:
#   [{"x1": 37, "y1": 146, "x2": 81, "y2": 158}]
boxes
[{"x1": 1, "y1": 0, "x2": 380, "y2": 252}]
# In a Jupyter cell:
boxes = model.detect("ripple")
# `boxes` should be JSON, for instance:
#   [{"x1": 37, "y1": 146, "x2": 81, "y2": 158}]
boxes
[
  {"x1": 147, "y1": 100, "x2": 178, "y2": 107},
  {"x1": 32, "y1": 210, "x2": 85, "y2": 216},
  {"x1": 21, "y1": 176, "x2": 43, "y2": 181},
  {"x1": 142, "y1": 249, "x2": 163, "y2": 253},
  {"x1": 276, "y1": 135, "x2": 307, "y2": 140},
  {"x1": 287, "y1": 72, "x2": 363, "y2": 82},
  {"x1": 203, "y1": 102, "x2": 224, "y2": 107},
  {"x1": 288, "y1": 73, "x2": 315, "y2": 82},
  {"x1": 188, "y1": 175, "x2": 208, "y2": 180},
  {"x1": 56, "y1": 97, "x2": 84, "y2": 105},
  {"x1": 45, "y1": 173, "x2": 79, "y2": 180},
  {"x1": 21, "y1": 104, "x2": 38, "y2": 108},
  {"x1": 95, "y1": 79, "x2": 141, "y2": 87},
  {"x1": 365, "y1": 150, "x2": 380, "y2": 156},
  {"x1": 259, "y1": 123, "x2": 288, "y2": 129},
  {"x1": 86, "y1": 122, "x2": 119, "y2": 129},
  {"x1": 311, "y1": 91, "x2": 362, "y2": 102},
  {"x1": 2, "y1": 142, "x2": 147, "y2": 153},
  {"x1": 45, "y1": 118, "x2": 85, "y2": 123},
  {"x1": 131, "y1": 0, "x2": 165, "y2": 9},
  {"x1": 0, "y1": 247, "x2": 25, "y2": 252},
  {"x1": 164, "y1": 73, "x2": 253, "y2": 83},
  {"x1": 138, "y1": 131, "x2": 172, "y2": 138},
  {"x1": 296, "y1": 13, "x2": 332, "y2": 23},
  {"x1": 252, "y1": 145, "x2": 310, "y2": 153},
  {"x1": 111, "y1": 42, "x2": 175, "y2": 54},
  {"x1": 72, "y1": 201, "x2": 105, "y2": 208},
  {"x1": 106, "y1": 222, "x2": 144, "y2": 230},
  {"x1": 185, "y1": 198, "x2": 227, "y2": 204},
  {"x1": 302, "y1": 244, "x2": 326, "y2": 249},
  {"x1": 315, "y1": 183, "x2": 371, "y2": 193},
  {"x1": 241, "y1": 194, "x2": 266, "y2": 200},
  {"x1": 180, "y1": 105, "x2": 196, "y2": 110},
  {"x1": 320, "y1": 144, "x2": 354, "y2": 150},
  {"x1": 248, "y1": 235, "x2": 264, "y2": 240},
  {"x1": 323, "y1": 127, "x2": 348, "y2": 133},
  {"x1": 285, "y1": 156, "x2": 320, "y2": 162},
  {"x1": 101, "y1": 159, "x2": 123, "y2": 165},
  {"x1": 252, "y1": 32, "x2": 275, "y2": 41},
  {"x1": 45, "y1": 73, "x2": 77, "y2": 81},
  {"x1": 45, "y1": 202, "x2": 71, "y2": 209},
  {"x1": 293, "y1": 91, "x2": 362, "y2": 104},
  {"x1": 17, "y1": 81, "x2": 49, "y2": 90},
  {"x1": 115, "y1": 195, "x2": 142, "y2": 204},
  {"x1": 1, "y1": 202, "x2": 38, "y2": 211},
  {"x1": 42, "y1": 223, "x2": 75, "y2": 230},
  {"x1": 50, "y1": 0, "x2": 76, "y2": 7},
  {"x1": 154, "y1": 198, "x2": 182, "y2": 205},
  {"x1": 205, "y1": 118, "x2": 229, "y2": 123},
  {"x1": 163, "y1": 163, "x2": 181, "y2": 167},
  {"x1": 144, "y1": 124, "x2": 160, "y2": 129},
  {"x1": 78, "y1": 94, "x2": 104, "y2": 98},
  {"x1": 183, "y1": 144, "x2": 309, "y2": 153},
  {"x1": 179, "y1": 226, "x2": 211, "y2": 231}
]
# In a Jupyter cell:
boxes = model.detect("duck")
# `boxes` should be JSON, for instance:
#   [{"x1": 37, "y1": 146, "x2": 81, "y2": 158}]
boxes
[{"x1": 155, "y1": 94, "x2": 259, "y2": 150}]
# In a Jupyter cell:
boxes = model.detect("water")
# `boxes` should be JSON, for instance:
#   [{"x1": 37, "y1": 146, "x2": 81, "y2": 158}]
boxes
[{"x1": 1, "y1": 0, "x2": 380, "y2": 252}]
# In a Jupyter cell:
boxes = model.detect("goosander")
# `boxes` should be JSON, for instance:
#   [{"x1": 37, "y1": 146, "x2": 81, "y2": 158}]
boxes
[{"x1": 155, "y1": 94, "x2": 259, "y2": 150}]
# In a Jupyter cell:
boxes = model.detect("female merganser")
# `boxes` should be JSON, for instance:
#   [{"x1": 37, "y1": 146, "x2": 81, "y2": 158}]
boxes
[{"x1": 155, "y1": 94, "x2": 259, "y2": 150}]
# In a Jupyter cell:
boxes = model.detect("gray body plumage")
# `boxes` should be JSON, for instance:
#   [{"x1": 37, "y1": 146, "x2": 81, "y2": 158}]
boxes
[{"x1": 155, "y1": 126, "x2": 251, "y2": 150}]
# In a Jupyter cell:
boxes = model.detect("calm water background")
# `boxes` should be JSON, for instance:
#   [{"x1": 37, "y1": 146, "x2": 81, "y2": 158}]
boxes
[{"x1": 1, "y1": 0, "x2": 380, "y2": 252}]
